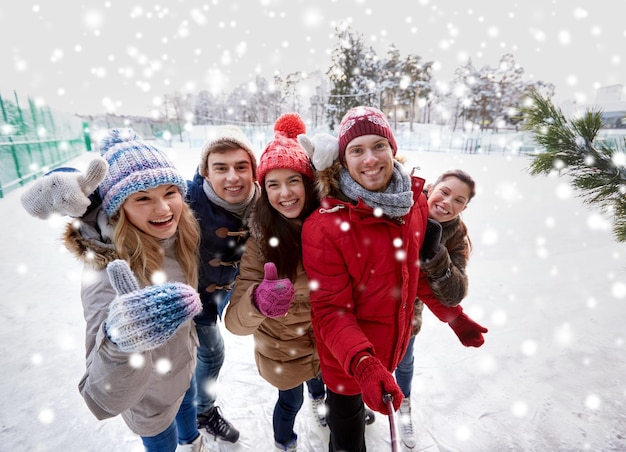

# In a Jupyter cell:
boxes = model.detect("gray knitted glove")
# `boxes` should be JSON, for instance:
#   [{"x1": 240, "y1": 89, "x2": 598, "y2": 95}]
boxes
[
  {"x1": 105, "y1": 260, "x2": 202, "y2": 353},
  {"x1": 20, "y1": 158, "x2": 108, "y2": 219}
]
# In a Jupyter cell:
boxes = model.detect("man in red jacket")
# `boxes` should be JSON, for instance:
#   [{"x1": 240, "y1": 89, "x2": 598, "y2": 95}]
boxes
[{"x1": 302, "y1": 106, "x2": 431, "y2": 452}]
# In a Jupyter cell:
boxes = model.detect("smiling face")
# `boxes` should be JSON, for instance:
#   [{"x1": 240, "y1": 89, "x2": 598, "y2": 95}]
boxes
[
  {"x1": 122, "y1": 184, "x2": 184, "y2": 239},
  {"x1": 343, "y1": 134, "x2": 395, "y2": 192},
  {"x1": 205, "y1": 148, "x2": 255, "y2": 204},
  {"x1": 264, "y1": 168, "x2": 307, "y2": 219},
  {"x1": 427, "y1": 176, "x2": 471, "y2": 222}
]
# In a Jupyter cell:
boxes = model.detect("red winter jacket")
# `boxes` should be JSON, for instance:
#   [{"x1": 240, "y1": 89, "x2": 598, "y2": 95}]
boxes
[{"x1": 301, "y1": 163, "x2": 429, "y2": 395}]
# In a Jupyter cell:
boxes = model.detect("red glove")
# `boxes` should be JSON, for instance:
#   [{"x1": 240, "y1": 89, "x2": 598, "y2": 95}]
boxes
[
  {"x1": 353, "y1": 357, "x2": 403, "y2": 415},
  {"x1": 449, "y1": 312, "x2": 488, "y2": 347},
  {"x1": 253, "y1": 262, "x2": 295, "y2": 318}
]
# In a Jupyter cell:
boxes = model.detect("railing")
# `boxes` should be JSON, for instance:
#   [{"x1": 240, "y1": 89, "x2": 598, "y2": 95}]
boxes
[{"x1": 0, "y1": 91, "x2": 89, "y2": 198}]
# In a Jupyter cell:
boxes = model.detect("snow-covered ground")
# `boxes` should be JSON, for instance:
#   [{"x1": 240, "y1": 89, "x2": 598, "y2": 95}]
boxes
[{"x1": 2, "y1": 146, "x2": 625, "y2": 452}]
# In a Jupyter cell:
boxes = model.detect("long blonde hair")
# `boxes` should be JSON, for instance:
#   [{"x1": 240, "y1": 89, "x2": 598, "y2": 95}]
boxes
[{"x1": 113, "y1": 201, "x2": 200, "y2": 288}]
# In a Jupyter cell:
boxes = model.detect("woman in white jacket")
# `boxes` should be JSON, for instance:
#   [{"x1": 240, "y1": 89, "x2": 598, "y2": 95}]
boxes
[{"x1": 59, "y1": 130, "x2": 206, "y2": 451}]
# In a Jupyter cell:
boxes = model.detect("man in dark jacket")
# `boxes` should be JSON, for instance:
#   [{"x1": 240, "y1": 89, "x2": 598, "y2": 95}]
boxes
[{"x1": 187, "y1": 127, "x2": 260, "y2": 443}]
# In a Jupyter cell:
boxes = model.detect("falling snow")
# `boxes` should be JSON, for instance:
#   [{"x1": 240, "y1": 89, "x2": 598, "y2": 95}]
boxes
[
  {"x1": 1, "y1": 2, "x2": 624, "y2": 115},
  {"x1": 2, "y1": 146, "x2": 625, "y2": 451}
]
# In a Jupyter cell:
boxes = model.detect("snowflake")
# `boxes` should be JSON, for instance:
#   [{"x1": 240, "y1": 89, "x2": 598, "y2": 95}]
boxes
[
  {"x1": 38, "y1": 408, "x2": 55, "y2": 425},
  {"x1": 151, "y1": 270, "x2": 167, "y2": 285},
  {"x1": 155, "y1": 358, "x2": 172, "y2": 374},
  {"x1": 129, "y1": 353, "x2": 146, "y2": 369},
  {"x1": 612, "y1": 281, "x2": 626, "y2": 298},
  {"x1": 511, "y1": 400, "x2": 529, "y2": 418},
  {"x1": 481, "y1": 228, "x2": 498, "y2": 245},
  {"x1": 554, "y1": 323, "x2": 574, "y2": 347},
  {"x1": 584, "y1": 394, "x2": 601, "y2": 410},
  {"x1": 455, "y1": 425, "x2": 471, "y2": 441},
  {"x1": 520, "y1": 340, "x2": 537, "y2": 356}
]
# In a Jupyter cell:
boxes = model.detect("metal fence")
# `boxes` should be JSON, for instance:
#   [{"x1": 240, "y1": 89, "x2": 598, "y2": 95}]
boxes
[{"x1": 0, "y1": 91, "x2": 90, "y2": 198}]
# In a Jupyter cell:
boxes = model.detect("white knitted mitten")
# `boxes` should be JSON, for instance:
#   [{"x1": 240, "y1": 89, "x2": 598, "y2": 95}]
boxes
[{"x1": 20, "y1": 158, "x2": 108, "y2": 219}]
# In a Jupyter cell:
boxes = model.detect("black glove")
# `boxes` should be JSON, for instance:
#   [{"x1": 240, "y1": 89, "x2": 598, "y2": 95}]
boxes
[{"x1": 420, "y1": 218, "x2": 443, "y2": 261}]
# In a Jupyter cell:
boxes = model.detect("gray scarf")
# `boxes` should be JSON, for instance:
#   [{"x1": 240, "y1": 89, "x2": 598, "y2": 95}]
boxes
[
  {"x1": 339, "y1": 160, "x2": 413, "y2": 219},
  {"x1": 203, "y1": 179, "x2": 260, "y2": 224}
]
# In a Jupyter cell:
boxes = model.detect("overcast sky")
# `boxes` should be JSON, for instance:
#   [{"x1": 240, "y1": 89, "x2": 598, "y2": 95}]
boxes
[{"x1": 1, "y1": 0, "x2": 624, "y2": 117}]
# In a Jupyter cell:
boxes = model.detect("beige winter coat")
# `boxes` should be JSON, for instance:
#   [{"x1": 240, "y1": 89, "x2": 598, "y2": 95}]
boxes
[
  {"x1": 64, "y1": 210, "x2": 198, "y2": 437},
  {"x1": 224, "y1": 236, "x2": 320, "y2": 391}
]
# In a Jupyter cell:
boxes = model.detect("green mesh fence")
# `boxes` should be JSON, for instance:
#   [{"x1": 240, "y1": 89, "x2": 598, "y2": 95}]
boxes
[{"x1": 0, "y1": 91, "x2": 89, "y2": 198}]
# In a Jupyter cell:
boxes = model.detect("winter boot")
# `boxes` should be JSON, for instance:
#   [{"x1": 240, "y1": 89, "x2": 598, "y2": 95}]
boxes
[
  {"x1": 177, "y1": 434, "x2": 208, "y2": 452},
  {"x1": 310, "y1": 395, "x2": 328, "y2": 427},
  {"x1": 364, "y1": 408, "x2": 376, "y2": 425},
  {"x1": 275, "y1": 433, "x2": 298, "y2": 451},
  {"x1": 197, "y1": 406, "x2": 240, "y2": 443},
  {"x1": 398, "y1": 398, "x2": 416, "y2": 449}
]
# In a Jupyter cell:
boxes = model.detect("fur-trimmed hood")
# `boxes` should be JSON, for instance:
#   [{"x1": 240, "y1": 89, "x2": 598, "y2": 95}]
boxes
[
  {"x1": 63, "y1": 209, "x2": 118, "y2": 271},
  {"x1": 314, "y1": 161, "x2": 344, "y2": 201},
  {"x1": 246, "y1": 209, "x2": 267, "y2": 262}
]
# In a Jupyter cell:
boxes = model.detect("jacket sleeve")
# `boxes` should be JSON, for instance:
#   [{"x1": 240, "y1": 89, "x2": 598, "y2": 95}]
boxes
[
  {"x1": 224, "y1": 237, "x2": 267, "y2": 335},
  {"x1": 78, "y1": 269, "x2": 152, "y2": 420},
  {"x1": 419, "y1": 227, "x2": 469, "y2": 307},
  {"x1": 417, "y1": 273, "x2": 463, "y2": 323},
  {"x1": 302, "y1": 214, "x2": 374, "y2": 376}
]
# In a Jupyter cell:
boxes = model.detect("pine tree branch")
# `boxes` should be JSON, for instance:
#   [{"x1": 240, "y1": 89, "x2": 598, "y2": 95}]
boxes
[{"x1": 522, "y1": 89, "x2": 626, "y2": 242}]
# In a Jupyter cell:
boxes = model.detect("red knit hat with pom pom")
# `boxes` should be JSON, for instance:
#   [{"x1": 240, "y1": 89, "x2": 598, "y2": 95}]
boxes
[{"x1": 257, "y1": 113, "x2": 314, "y2": 184}]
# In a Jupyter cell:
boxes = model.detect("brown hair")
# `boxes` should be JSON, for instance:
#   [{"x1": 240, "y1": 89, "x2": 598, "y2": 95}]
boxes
[
  {"x1": 199, "y1": 138, "x2": 257, "y2": 180},
  {"x1": 113, "y1": 201, "x2": 200, "y2": 288},
  {"x1": 430, "y1": 169, "x2": 476, "y2": 256},
  {"x1": 432, "y1": 169, "x2": 476, "y2": 203},
  {"x1": 253, "y1": 175, "x2": 319, "y2": 281}
]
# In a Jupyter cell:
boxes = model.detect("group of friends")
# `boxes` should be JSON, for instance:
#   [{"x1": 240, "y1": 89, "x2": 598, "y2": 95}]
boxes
[{"x1": 21, "y1": 106, "x2": 488, "y2": 452}]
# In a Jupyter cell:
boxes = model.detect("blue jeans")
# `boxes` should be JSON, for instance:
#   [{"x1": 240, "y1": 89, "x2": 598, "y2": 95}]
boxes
[
  {"x1": 195, "y1": 322, "x2": 225, "y2": 414},
  {"x1": 141, "y1": 376, "x2": 200, "y2": 451},
  {"x1": 273, "y1": 375, "x2": 325, "y2": 445},
  {"x1": 395, "y1": 335, "x2": 415, "y2": 398}
]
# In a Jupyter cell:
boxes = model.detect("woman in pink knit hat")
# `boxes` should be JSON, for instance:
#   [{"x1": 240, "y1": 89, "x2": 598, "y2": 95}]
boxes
[{"x1": 224, "y1": 113, "x2": 324, "y2": 451}]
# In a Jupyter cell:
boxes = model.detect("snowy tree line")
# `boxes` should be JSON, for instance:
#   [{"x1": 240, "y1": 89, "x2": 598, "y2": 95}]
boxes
[
  {"x1": 61, "y1": 25, "x2": 555, "y2": 138},
  {"x1": 179, "y1": 26, "x2": 555, "y2": 134},
  {"x1": 1, "y1": 24, "x2": 558, "y2": 140}
]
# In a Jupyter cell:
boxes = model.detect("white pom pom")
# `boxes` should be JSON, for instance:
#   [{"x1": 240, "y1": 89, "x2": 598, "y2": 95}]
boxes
[
  {"x1": 297, "y1": 133, "x2": 339, "y2": 171},
  {"x1": 100, "y1": 128, "x2": 142, "y2": 155}
]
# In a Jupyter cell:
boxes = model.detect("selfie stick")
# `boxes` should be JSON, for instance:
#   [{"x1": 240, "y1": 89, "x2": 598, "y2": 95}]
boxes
[{"x1": 383, "y1": 393, "x2": 401, "y2": 452}]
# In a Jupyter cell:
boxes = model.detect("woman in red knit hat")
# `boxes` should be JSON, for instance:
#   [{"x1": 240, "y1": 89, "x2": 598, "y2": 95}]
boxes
[{"x1": 224, "y1": 113, "x2": 324, "y2": 451}]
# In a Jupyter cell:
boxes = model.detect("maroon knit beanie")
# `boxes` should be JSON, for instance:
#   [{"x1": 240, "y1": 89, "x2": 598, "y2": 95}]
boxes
[
  {"x1": 337, "y1": 106, "x2": 397, "y2": 163},
  {"x1": 257, "y1": 113, "x2": 314, "y2": 184}
]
